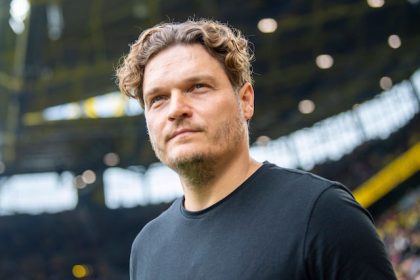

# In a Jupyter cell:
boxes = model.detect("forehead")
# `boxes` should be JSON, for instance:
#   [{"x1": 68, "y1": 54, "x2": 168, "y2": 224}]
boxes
[{"x1": 142, "y1": 44, "x2": 227, "y2": 92}]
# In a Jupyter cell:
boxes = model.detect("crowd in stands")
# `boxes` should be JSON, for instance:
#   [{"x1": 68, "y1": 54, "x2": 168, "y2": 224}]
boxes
[{"x1": 377, "y1": 187, "x2": 420, "y2": 280}]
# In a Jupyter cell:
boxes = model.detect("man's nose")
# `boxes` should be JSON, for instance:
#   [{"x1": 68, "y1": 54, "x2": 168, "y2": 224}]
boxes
[{"x1": 167, "y1": 91, "x2": 193, "y2": 121}]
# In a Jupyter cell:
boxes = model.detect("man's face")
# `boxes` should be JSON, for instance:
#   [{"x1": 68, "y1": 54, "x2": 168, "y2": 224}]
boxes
[{"x1": 142, "y1": 44, "x2": 254, "y2": 170}]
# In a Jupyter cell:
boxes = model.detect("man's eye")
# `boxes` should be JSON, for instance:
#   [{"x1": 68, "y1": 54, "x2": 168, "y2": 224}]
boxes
[
  {"x1": 150, "y1": 95, "x2": 165, "y2": 106},
  {"x1": 190, "y1": 83, "x2": 207, "y2": 92}
]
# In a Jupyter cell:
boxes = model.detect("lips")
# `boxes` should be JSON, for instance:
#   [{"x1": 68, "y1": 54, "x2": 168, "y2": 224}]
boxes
[{"x1": 168, "y1": 128, "x2": 200, "y2": 141}]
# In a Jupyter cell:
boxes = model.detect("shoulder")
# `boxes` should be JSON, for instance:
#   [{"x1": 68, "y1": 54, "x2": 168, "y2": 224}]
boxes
[
  {"x1": 243, "y1": 162, "x2": 356, "y2": 234},
  {"x1": 130, "y1": 198, "x2": 183, "y2": 279},
  {"x1": 262, "y1": 161, "x2": 341, "y2": 185},
  {"x1": 258, "y1": 162, "x2": 351, "y2": 202},
  {"x1": 305, "y1": 186, "x2": 374, "y2": 242},
  {"x1": 303, "y1": 185, "x2": 397, "y2": 279},
  {"x1": 131, "y1": 197, "x2": 182, "y2": 250}
]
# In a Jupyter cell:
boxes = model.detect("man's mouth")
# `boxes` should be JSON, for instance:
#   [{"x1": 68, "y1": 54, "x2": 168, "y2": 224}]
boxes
[{"x1": 168, "y1": 128, "x2": 200, "y2": 141}]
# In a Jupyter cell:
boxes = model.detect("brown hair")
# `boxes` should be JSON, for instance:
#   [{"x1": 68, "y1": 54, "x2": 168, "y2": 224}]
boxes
[{"x1": 115, "y1": 19, "x2": 253, "y2": 107}]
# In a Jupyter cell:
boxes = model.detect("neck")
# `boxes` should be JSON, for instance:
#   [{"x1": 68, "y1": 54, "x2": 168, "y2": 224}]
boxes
[{"x1": 180, "y1": 149, "x2": 261, "y2": 212}]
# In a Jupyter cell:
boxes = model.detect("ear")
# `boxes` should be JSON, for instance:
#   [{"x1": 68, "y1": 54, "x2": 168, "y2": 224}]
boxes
[{"x1": 238, "y1": 82, "x2": 255, "y2": 121}]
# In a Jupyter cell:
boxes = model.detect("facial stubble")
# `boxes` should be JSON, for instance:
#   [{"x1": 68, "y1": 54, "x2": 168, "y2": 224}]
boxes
[{"x1": 148, "y1": 102, "x2": 247, "y2": 189}]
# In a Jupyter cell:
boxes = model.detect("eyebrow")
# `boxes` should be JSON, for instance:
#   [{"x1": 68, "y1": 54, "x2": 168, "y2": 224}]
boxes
[
  {"x1": 143, "y1": 74, "x2": 218, "y2": 100},
  {"x1": 183, "y1": 74, "x2": 218, "y2": 85},
  {"x1": 143, "y1": 87, "x2": 164, "y2": 100}
]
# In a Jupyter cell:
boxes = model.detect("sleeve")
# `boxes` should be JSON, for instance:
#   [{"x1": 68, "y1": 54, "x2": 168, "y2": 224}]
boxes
[{"x1": 303, "y1": 185, "x2": 397, "y2": 280}]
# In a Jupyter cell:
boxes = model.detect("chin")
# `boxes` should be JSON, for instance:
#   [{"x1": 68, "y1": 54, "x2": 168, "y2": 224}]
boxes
[
  {"x1": 166, "y1": 145, "x2": 205, "y2": 162},
  {"x1": 165, "y1": 148, "x2": 216, "y2": 169},
  {"x1": 167, "y1": 152, "x2": 204, "y2": 166}
]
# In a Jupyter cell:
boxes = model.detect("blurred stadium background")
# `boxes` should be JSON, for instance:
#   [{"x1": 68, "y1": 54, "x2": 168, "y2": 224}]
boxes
[{"x1": 1, "y1": 0, "x2": 419, "y2": 279}]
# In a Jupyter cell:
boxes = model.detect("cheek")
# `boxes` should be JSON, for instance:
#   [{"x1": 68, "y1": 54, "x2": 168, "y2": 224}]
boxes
[
  {"x1": 146, "y1": 120, "x2": 159, "y2": 141},
  {"x1": 215, "y1": 99, "x2": 242, "y2": 122}
]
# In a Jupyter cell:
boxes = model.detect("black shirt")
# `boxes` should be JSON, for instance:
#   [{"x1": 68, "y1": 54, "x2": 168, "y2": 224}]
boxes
[{"x1": 130, "y1": 162, "x2": 396, "y2": 279}]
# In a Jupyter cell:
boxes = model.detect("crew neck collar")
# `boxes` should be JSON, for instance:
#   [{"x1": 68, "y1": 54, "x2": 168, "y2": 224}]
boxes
[{"x1": 179, "y1": 161, "x2": 269, "y2": 219}]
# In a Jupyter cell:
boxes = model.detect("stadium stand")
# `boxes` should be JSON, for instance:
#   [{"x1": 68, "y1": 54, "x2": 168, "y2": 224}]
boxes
[
  {"x1": 377, "y1": 188, "x2": 420, "y2": 280},
  {"x1": 0, "y1": 114, "x2": 418, "y2": 279},
  {"x1": 1, "y1": 0, "x2": 419, "y2": 279},
  {"x1": 313, "y1": 113, "x2": 419, "y2": 193},
  {"x1": 0, "y1": 204, "x2": 169, "y2": 279}
]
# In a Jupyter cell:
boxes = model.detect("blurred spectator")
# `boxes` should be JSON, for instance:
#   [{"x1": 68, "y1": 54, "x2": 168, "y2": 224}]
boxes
[{"x1": 377, "y1": 188, "x2": 420, "y2": 280}]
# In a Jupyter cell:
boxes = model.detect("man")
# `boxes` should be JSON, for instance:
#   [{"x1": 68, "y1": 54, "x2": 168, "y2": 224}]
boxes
[{"x1": 116, "y1": 19, "x2": 396, "y2": 279}]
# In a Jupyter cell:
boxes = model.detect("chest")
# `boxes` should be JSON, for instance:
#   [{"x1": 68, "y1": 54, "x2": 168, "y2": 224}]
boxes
[{"x1": 136, "y1": 209, "x2": 308, "y2": 280}]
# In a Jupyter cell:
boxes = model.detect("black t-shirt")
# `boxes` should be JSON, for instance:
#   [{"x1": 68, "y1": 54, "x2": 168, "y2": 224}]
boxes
[{"x1": 130, "y1": 162, "x2": 396, "y2": 280}]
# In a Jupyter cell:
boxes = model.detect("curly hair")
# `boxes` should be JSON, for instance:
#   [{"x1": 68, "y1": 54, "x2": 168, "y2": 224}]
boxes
[{"x1": 115, "y1": 19, "x2": 254, "y2": 107}]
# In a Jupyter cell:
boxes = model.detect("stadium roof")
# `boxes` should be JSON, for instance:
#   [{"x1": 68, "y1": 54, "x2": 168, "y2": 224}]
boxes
[{"x1": 0, "y1": 0, "x2": 419, "y2": 175}]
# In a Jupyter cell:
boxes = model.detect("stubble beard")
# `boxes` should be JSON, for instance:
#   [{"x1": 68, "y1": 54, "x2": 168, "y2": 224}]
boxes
[{"x1": 149, "y1": 107, "x2": 246, "y2": 189}]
